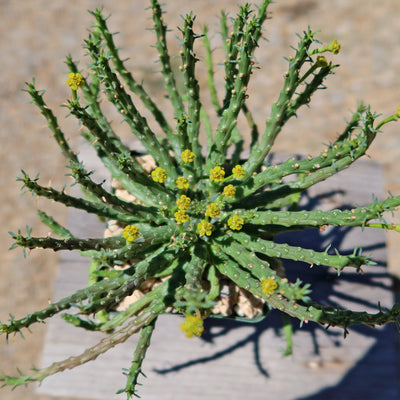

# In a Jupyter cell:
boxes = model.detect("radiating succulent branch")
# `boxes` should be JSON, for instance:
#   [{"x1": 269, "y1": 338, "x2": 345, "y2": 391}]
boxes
[
  {"x1": 231, "y1": 230, "x2": 374, "y2": 272},
  {"x1": 211, "y1": 243, "x2": 400, "y2": 327},
  {"x1": 121, "y1": 317, "x2": 158, "y2": 397},
  {"x1": 0, "y1": 302, "x2": 166, "y2": 389},
  {"x1": 206, "y1": 1, "x2": 272, "y2": 172},
  {"x1": 82, "y1": 41, "x2": 178, "y2": 182},
  {"x1": 233, "y1": 108, "x2": 382, "y2": 208},
  {"x1": 202, "y1": 25, "x2": 220, "y2": 114},
  {"x1": 17, "y1": 170, "x2": 143, "y2": 223},
  {"x1": 37, "y1": 210, "x2": 73, "y2": 239},
  {"x1": 90, "y1": 10, "x2": 175, "y2": 140},
  {"x1": 65, "y1": 56, "x2": 126, "y2": 151},
  {"x1": 178, "y1": 13, "x2": 205, "y2": 178},
  {"x1": 3, "y1": 0, "x2": 400, "y2": 397},
  {"x1": 0, "y1": 274, "x2": 129, "y2": 337},
  {"x1": 25, "y1": 82, "x2": 78, "y2": 161},
  {"x1": 234, "y1": 195, "x2": 400, "y2": 231},
  {"x1": 150, "y1": 0, "x2": 184, "y2": 109},
  {"x1": 67, "y1": 160, "x2": 163, "y2": 223}
]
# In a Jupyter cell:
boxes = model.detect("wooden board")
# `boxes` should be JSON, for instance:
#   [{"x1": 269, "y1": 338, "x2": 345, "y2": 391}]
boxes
[{"x1": 36, "y1": 142, "x2": 399, "y2": 399}]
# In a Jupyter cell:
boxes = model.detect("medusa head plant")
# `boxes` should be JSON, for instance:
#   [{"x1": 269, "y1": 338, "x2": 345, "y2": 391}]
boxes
[{"x1": 2, "y1": 0, "x2": 400, "y2": 397}]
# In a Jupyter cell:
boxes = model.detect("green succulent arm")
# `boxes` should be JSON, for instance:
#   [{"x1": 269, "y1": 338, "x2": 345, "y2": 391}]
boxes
[
  {"x1": 235, "y1": 195, "x2": 400, "y2": 230},
  {"x1": 90, "y1": 10, "x2": 175, "y2": 140},
  {"x1": 0, "y1": 301, "x2": 166, "y2": 389},
  {"x1": 211, "y1": 244, "x2": 400, "y2": 328},
  {"x1": 18, "y1": 171, "x2": 145, "y2": 223},
  {"x1": 206, "y1": 1, "x2": 272, "y2": 172}
]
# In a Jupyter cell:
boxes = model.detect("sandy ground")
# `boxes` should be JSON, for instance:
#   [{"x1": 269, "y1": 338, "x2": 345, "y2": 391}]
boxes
[{"x1": 1, "y1": 1, "x2": 400, "y2": 399}]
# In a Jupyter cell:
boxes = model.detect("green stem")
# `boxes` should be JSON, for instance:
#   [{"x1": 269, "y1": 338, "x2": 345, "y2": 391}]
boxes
[
  {"x1": 0, "y1": 303, "x2": 165, "y2": 388},
  {"x1": 234, "y1": 195, "x2": 400, "y2": 229},
  {"x1": 123, "y1": 317, "x2": 157, "y2": 398},
  {"x1": 83, "y1": 41, "x2": 178, "y2": 181},
  {"x1": 232, "y1": 230, "x2": 374, "y2": 273},
  {"x1": 242, "y1": 29, "x2": 325, "y2": 176},
  {"x1": 211, "y1": 244, "x2": 400, "y2": 328},
  {"x1": 68, "y1": 160, "x2": 164, "y2": 224},
  {"x1": 100, "y1": 281, "x2": 167, "y2": 331},
  {"x1": 206, "y1": 2, "x2": 271, "y2": 173},
  {"x1": 25, "y1": 82, "x2": 78, "y2": 162},
  {"x1": 202, "y1": 25, "x2": 220, "y2": 113},
  {"x1": 18, "y1": 171, "x2": 140, "y2": 223},
  {"x1": 376, "y1": 113, "x2": 398, "y2": 130},
  {"x1": 150, "y1": 0, "x2": 185, "y2": 117},
  {"x1": 65, "y1": 55, "x2": 130, "y2": 154},
  {"x1": 180, "y1": 14, "x2": 204, "y2": 180},
  {"x1": 91, "y1": 9, "x2": 174, "y2": 139}
]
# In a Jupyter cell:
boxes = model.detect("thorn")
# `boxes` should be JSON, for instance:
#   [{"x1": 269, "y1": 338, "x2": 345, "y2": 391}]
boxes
[{"x1": 343, "y1": 327, "x2": 349, "y2": 339}]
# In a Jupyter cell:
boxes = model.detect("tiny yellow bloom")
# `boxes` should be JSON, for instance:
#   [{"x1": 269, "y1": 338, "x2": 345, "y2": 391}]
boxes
[
  {"x1": 122, "y1": 224, "x2": 140, "y2": 243},
  {"x1": 181, "y1": 315, "x2": 204, "y2": 338},
  {"x1": 205, "y1": 203, "x2": 220, "y2": 218},
  {"x1": 175, "y1": 176, "x2": 189, "y2": 189},
  {"x1": 197, "y1": 220, "x2": 213, "y2": 236},
  {"x1": 175, "y1": 209, "x2": 189, "y2": 224},
  {"x1": 316, "y1": 56, "x2": 328, "y2": 68},
  {"x1": 151, "y1": 167, "x2": 167, "y2": 183},
  {"x1": 210, "y1": 166, "x2": 225, "y2": 182},
  {"x1": 66, "y1": 72, "x2": 84, "y2": 91},
  {"x1": 223, "y1": 184, "x2": 236, "y2": 198},
  {"x1": 232, "y1": 165, "x2": 245, "y2": 179},
  {"x1": 176, "y1": 194, "x2": 191, "y2": 210},
  {"x1": 261, "y1": 278, "x2": 278, "y2": 295},
  {"x1": 181, "y1": 149, "x2": 195, "y2": 163},
  {"x1": 397, "y1": 105, "x2": 400, "y2": 118},
  {"x1": 327, "y1": 39, "x2": 340, "y2": 54},
  {"x1": 227, "y1": 215, "x2": 244, "y2": 231}
]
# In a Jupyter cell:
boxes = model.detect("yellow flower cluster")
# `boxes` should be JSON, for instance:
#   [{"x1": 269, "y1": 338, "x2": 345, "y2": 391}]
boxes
[
  {"x1": 169, "y1": 163, "x2": 249, "y2": 237},
  {"x1": 209, "y1": 166, "x2": 225, "y2": 182},
  {"x1": 176, "y1": 194, "x2": 191, "y2": 210},
  {"x1": 175, "y1": 209, "x2": 189, "y2": 223},
  {"x1": 151, "y1": 167, "x2": 167, "y2": 183},
  {"x1": 181, "y1": 149, "x2": 195, "y2": 163},
  {"x1": 175, "y1": 176, "x2": 189, "y2": 189},
  {"x1": 66, "y1": 72, "x2": 84, "y2": 91},
  {"x1": 261, "y1": 278, "x2": 278, "y2": 295},
  {"x1": 180, "y1": 315, "x2": 204, "y2": 338},
  {"x1": 223, "y1": 184, "x2": 236, "y2": 198},
  {"x1": 122, "y1": 224, "x2": 140, "y2": 243},
  {"x1": 316, "y1": 56, "x2": 328, "y2": 68},
  {"x1": 205, "y1": 203, "x2": 220, "y2": 218},
  {"x1": 232, "y1": 165, "x2": 245, "y2": 179},
  {"x1": 197, "y1": 220, "x2": 213, "y2": 236},
  {"x1": 227, "y1": 215, "x2": 244, "y2": 230},
  {"x1": 327, "y1": 39, "x2": 340, "y2": 54}
]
